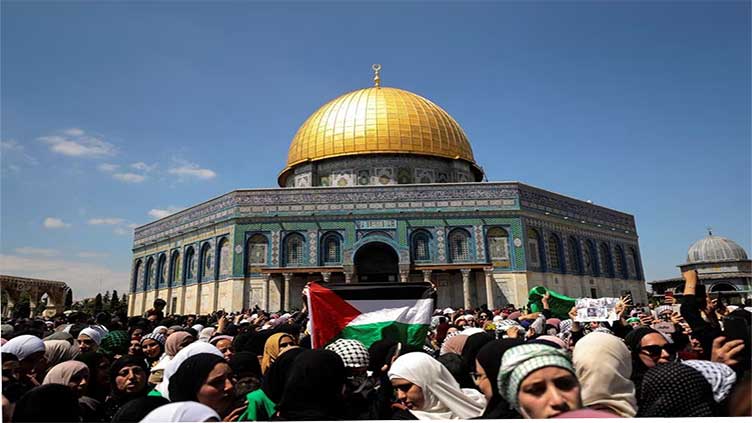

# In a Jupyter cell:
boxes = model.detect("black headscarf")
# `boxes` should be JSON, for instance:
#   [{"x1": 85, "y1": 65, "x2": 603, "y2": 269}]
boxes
[
  {"x1": 111, "y1": 396, "x2": 170, "y2": 423},
  {"x1": 461, "y1": 332, "x2": 493, "y2": 371},
  {"x1": 12, "y1": 384, "x2": 82, "y2": 422},
  {"x1": 624, "y1": 326, "x2": 661, "y2": 397},
  {"x1": 168, "y1": 353, "x2": 226, "y2": 402},
  {"x1": 435, "y1": 353, "x2": 475, "y2": 389},
  {"x1": 261, "y1": 347, "x2": 305, "y2": 402},
  {"x1": 229, "y1": 351, "x2": 262, "y2": 379},
  {"x1": 637, "y1": 362, "x2": 716, "y2": 417},
  {"x1": 275, "y1": 349, "x2": 346, "y2": 421},
  {"x1": 475, "y1": 339, "x2": 524, "y2": 419},
  {"x1": 109, "y1": 355, "x2": 149, "y2": 397},
  {"x1": 367, "y1": 339, "x2": 398, "y2": 375}
]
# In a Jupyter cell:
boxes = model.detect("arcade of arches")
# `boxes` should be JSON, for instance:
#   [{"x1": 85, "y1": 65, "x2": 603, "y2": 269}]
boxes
[{"x1": 1, "y1": 275, "x2": 70, "y2": 318}]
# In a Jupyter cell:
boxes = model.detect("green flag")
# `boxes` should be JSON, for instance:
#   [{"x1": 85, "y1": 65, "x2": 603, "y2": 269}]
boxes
[{"x1": 527, "y1": 286, "x2": 576, "y2": 319}]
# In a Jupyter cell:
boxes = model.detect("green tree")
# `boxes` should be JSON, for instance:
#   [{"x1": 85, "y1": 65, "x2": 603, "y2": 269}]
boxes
[
  {"x1": 94, "y1": 293, "x2": 103, "y2": 313},
  {"x1": 65, "y1": 289, "x2": 73, "y2": 309},
  {"x1": 103, "y1": 291, "x2": 111, "y2": 309},
  {"x1": 110, "y1": 289, "x2": 120, "y2": 313}
]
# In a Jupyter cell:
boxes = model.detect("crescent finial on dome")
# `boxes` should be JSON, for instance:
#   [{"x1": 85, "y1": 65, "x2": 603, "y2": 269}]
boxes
[{"x1": 372, "y1": 64, "x2": 381, "y2": 87}]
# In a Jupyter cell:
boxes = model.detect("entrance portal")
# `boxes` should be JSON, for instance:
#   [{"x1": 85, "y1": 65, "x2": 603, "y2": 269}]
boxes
[{"x1": 354, "y1": 242, "x2": 399, "y2": 283}]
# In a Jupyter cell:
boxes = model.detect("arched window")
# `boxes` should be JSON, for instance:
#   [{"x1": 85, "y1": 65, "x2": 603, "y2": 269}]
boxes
[
  {"x1": 157, "y1": 254, "x2": 167, "y2": 286},
  {"x1": 133, "y1": 260, "x2": 142, "y2": 292},
  {"x1": 321, "y1": 232, "x2": 342, "y2": 264},
  {"x1": 527, "y1": 228, "x2": 542, "y2": 269},
  {"x1": 185, "y1": 247, "x2": 195, "y2": 280},
  {"x1": 411, "y1": 230, "x2": 431, "y2": 261},
  {"x1": 200, "y1": 243, "x2": 213, "y2": 282},
  {"x1": 583, "y1": 240, "x2": 597, "y2": 276},
  {"x1": 218, "y1": 238, "x2": 231, "y2": 277},
  {"x1": 599, "y1": 242, "x2": 614, "y2": 277},
  {"x1": 247, "y1": 234, "x2": 268, "y2": 270},
  {"x1": 145, "y1": 257, "x2": 154, "y2": 290},
  {"x1": 170, "y1": 251, "x2": 181, "y2": 286},
  {"x1": 568, "y1": 236, "x2": 583, "y2": 274},
  {"x1": 547, "y1": 233, "x2": 564, "y2": 272},
  {"x1": 448, "y1": 229, "x2": 471, "y2": 262},
  {"x1": 487, "y1": 227, "x2": 509, "y2": 261},
  {"x1": 284, "y1": 233, "x2": 305, "y2": 266},
  {"x1": 614, "y1": 245, "x2": 626, "y2": 279}
]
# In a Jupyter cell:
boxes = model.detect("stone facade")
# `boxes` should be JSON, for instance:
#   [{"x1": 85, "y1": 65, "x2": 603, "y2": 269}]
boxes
[{"x1": 128, "y1": 182, "x2": 645, "y2": 316}]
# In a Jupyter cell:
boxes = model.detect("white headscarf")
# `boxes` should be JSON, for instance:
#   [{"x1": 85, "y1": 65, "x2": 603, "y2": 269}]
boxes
[
  {"x1": 152, "y1": 326, "x2": 168, "y2": 335},
  {"x1": 78, "y1": 327, "x2": 102, "y2": 345},
  {"x1": 154, "y1": 340, "x2": 223, "y2": 400},
  {"x1": 682, "y1": 360, "x2": 737, "y2": 403},
  {"x1": 389, "y1": 352, "x2": 486, "y2": 420},
  {"x1": 1, "y1": 335, "x2": 45, "y2": 361},
  {"x1": 139, "y1": 401, "x2": 219, "y2": 422},
  {"x1": 198, "y1": 327, "x2": 216, "y2": 342},
  {"x1": 572, "y1": 332, "x2": 637, "y2": 417}
]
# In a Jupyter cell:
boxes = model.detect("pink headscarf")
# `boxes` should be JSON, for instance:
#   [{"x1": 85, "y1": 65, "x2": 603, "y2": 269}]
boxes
[
  {"x1": 165, "y1": 332, "x2": 195, "y2": 357},
  {"x1": 440, "y1": 334, "x2": 469, "y2": 356},
  {"x1": 42, "y1": 361, "x2": 88, "y2": 385}
]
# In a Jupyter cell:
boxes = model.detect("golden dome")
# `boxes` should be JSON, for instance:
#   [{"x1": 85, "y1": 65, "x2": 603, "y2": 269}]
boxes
[{"x1": 280, "y1": 85, "x2": 480, "y2": 184}]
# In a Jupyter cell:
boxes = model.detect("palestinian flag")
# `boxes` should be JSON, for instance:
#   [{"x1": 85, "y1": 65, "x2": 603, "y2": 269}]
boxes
[{"x1": 308, "y1": 282, "x2": 435, "y2": 349}]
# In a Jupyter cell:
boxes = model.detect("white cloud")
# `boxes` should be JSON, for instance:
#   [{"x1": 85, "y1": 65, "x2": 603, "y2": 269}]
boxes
[
  {"x1": 127, "y1": 223, "x2": 140, "y2": 229},
  {"x1": 113, "y1": 227, "x2": 130, "y2": 236},
  {"x1": 43, "y1": 217, "x2": 71, "y2": 229},
  {"x1": 113, "y1": 172, "x2": 146, "y2": 183},
  {"x1": 131, "y1": 162, "x2": 157, "y2": 172},
  {"x1": 0, "y1": 254, "x2": 129, "y2": 300},
  {"x1": 87, "y1": 217, "x2": 125, "y2": 225},
  {"x1": 1, "y1": 139, "x2": 39, "y2": 167},
  {"x1": 77, "y1": 251, "x2": 110, "y2": 258},
  {"x1": 39, "y1": 129, "x2": 117, "y2": 158},
  {"x1": 97, "y1": 163, "x2": 119, "y2": 172},
  {"x1": 148, "y1": 206, "x2": 183, "y2": 219},
  {"x1": 63, "y1": 128, "x2": 85, "y2": 136},
  {"x1": 168, "y1": 160, "x2": 216, "y2": 180},
  {"x1": 14, "y1": 247, "x2": 60, "y2": 257}
]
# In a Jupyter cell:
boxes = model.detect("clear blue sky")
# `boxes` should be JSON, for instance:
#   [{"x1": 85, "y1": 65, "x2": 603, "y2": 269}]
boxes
[{"x1": 2, "y1": 1, "x2": 749, "y2": 299}]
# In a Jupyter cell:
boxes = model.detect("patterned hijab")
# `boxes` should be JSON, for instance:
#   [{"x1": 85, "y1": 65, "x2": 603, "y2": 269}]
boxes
[
  {"x1": 572, "y1": 332, "x2": 636, "y2": 417},
  {"x1": 682, "y1": 360, "x2": 737, "y2": 403},
  {"x1": 637, "y1": 362, "x2": 716, "y2": 417},
  {"x1": 325, "y1": 338, "x2": 370, "y2": 368}
]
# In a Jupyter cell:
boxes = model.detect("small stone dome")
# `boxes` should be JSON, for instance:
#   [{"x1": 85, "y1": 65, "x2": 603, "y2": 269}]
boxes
[{"x1": 687, "y1": 234, "x2": 749, "y2": 263}]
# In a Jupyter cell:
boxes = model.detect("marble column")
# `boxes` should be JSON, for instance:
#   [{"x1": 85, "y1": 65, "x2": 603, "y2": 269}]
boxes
[
  {"x1": 263, "y1": 274, "x2": 272, "y2": 311},
  {"x1": 282, "y1": 273, "x2": 293, "y2": 311},
  {"x1": 461, "y1": 269, "x2": 472, "y2": 310},
  {"x1": 484, "y1": 267, "x2": 495, "y2": 310}
]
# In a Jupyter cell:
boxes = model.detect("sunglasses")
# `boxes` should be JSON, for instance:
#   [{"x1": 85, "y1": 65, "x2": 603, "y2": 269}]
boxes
[
  {"x1": 279, "y1": 342, "x2": 295, "y2": 348},
  {"x1": 393, "y1": 382, "x2": 414, "y2": 393},
  {"x1": 640, "y1": 344, "x2": 676, "y2": 358}
]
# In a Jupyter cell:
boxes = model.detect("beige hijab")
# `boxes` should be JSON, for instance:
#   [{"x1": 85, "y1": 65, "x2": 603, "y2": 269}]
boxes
[
  {"x1": 572, "y1": 332, "x2": 637, "y2": 417},
  {"x1": 44, "y1": 340, "x2": 80, "y2": 367}
]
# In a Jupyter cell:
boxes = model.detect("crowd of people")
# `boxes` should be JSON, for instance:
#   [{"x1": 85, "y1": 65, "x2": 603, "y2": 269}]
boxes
[{"x1": 1, "y1": 270, "x2": 750, "y2": 421}]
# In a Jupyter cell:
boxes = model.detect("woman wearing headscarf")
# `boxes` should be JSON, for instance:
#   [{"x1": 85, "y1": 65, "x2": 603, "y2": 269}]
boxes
[
  {"x1": 498, "y1": 344, "x2": 582, "y2": 419},
  {"x1": 682, "y1": 360, "x2": 737, "y2": 404},
  {"x1": 435, "y1": 353, "x2": 475, "y2": 389},
  {"x1": 389, "y1": 352, "x2": 487, "y2": 420},
  {"x1": 75, "y1": 351, "x2": 112, "y2": 403},
  {"x1": 473, "y1": 339, "x2": 523, "y2": 419},
  {"x1": 238, "y1": 347, "x2": 303, "y2": 421},
  {"x1": 153, "y1": 341, "x2": 224, "y2": 400},
  {"x1": 168, "y1": 353, "x2": 237, "y2": 420},
  {"x1": 1, "y1": 334, "x2": 48, "y2": 388},
  {"x1": 439, "y1": 333, "x2": 468, "y2": 356},
  {"x1": 461, "y1": 333, "x2": 493, "y2": 372},
  {"x1": 140, "y1": 401, "x2": 220, "y2": 422},
  {"x1": 102, "y1": 356, "x2": 150, "y2": 421},
  {"x1": 624, "y1": 326, "x2": 676, "y2": 398},
  {"x1": 12, "y1": 384, "x2": 82, "y2": 422},
  {"x1": 42, "y1": 361, "x2": 89, "y2": 397},
  {"x1": 275, "y1": 349, "x2": 347, "y2": 421},
  {"x1": 571, "y1": 332, "x2": 637, "y2": 417},
  {"x1": 99, "y1": 330, "x2": 130, "y2": 359},
  {"x1": 165, "y1": 331, "x2": 196, "y2": 358},
  {"x1": 44, "y1": 339, "x2": 80, "y2": 368},
  {"x1": 211, "y1": 335, "x2": 235, "y2": 361},
  {"x1": 77, "y1": 327, "x2": 102, "y2": 353},
  {"x1": 637, "y1": 362, "x2": 718, "y2": 417},
  {"x1": 260, "y1": 332, "x2": 296, "y2": 375},
  {"x1": 140, "y1": 333, "x2": 166, "y2": 369}
]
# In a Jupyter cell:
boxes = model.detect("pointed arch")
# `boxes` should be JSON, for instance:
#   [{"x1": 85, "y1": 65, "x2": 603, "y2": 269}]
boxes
[
  {"x1": 614, "y1": 245, "x2": 627, "y2": 279},
  {"x1": 568, "y1": 236, "x2": 583, "y2": 274},
  {"x1": 487, "y1": 227, "x2": 510, "y2": 261},
  {"x1": 132, "y1": 259, "x2": 143, "y2": 293},
  {"x1": 448, "y1": 228, "x2": 472, "y2": 263},
  {"x1": 144, "y1": 257, "x2": 155, "y2": 290},
  {"x1": 157, "y1": 253, "x2": 167, "y2": 287},
  {"x1": 217, "y1": 237, "x2": 231, "y2": 277},
  {"x1": 283, "y1": 232, "x2": 305, "y2": 267},
  {"x1": 199, "y1": 242, "x2": 213, "y2": 282},
  {"x1": 246, "y1": 233, "x2": 268, "y2": 273},
  {"x1": 411, "y1": 229, "x2": 432, "y2": 262},
  {"x1": 320, "y1": 231, "x2": 343, "y2": 265},
  {"x1": 184, "y1": 246, "x2": 196, "y2": 282},
  {"x1": 599, "y1": 242, "x2": 614, "y2": 278},
  {"x1": 169, "y1": 250, "x2": 181, "y2": 287},
  {"x1": 583, "y1": 240, "x2": 598, "y2": 277},
  {"x1": 546, "y1": 233, "x2": 564, "y2": 273}
]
